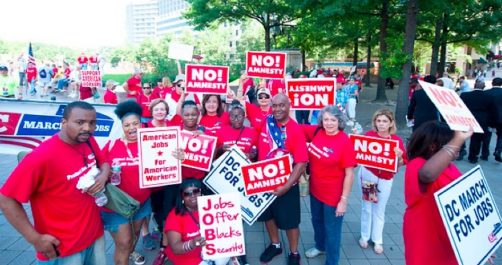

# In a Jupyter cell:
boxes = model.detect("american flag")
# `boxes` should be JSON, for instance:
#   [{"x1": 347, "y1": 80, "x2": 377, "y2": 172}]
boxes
[{"x1": 28, "y1": 42, "x2": 36, "y2": 66}]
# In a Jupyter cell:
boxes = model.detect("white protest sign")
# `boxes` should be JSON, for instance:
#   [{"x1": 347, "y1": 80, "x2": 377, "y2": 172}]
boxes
[
  {"x1": 419, "y1": 80, "x2": 483, "y2": 133},
  {"x1": 168, "y1": 43, "x2": 194, "y2": 61},
  {"x1": 80, "y1": 70, "x2": 102, "y2": 87},
  {"x1": 137, "y1": 127, "x2": 182, "y2": 188},
  {"x1": 435, "y1": 165, "x2": 502, "y2": 265},
  {"x1": 198, "y1": 193, "x2": 246, "y2": 260},
  {"x1": 203, "y1": 146, "x2": 276, "y2": 225}
]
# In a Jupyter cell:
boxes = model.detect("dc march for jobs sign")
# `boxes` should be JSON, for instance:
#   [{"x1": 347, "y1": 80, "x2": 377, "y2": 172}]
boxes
[
  {"x1": 203, "y1": 146, "x2": 276, "y2": 225},
  {"x1": 435, "y1": 165, "x2": 501, "y2": 265}
]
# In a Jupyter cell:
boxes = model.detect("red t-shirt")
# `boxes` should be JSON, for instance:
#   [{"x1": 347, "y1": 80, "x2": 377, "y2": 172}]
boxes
[
  {"x1": 104, "y1": 89, "x2": 118, "y2": 104},
  {"x1": 216, "y1": 125, "x2": 257, "y2": 154},
  {"x1": 303, "y1": 126, "x2": 357, "y2": 206},
  {"x1": 363, "y1": 130, "x2": 407, "y2": 180},
  {"x1": 0, "y1": 135, "x2": 104, "y2": 260},
  {"x1": 77, "y1": 56, "x2": 88, "y2": 65},
  {"x1": 79, "y1": 86, "x2": 93, "y2": 100},
  {"x1": 267, "y1": 79, "x2": 285, "y2": 96},
  {"x1": 153, "y1": 86, "x2": 175, "y2": 99},
  {"x1": 137, "y1": 93, "x2": 160, "y2": 118},
  {"x1": 64, "y1": 68, "x2": 71, "y2": 78},
  {"x1": 164, "y1": 210, "x2": 202, "y2": 265},
  {"x1": 102, "y1": 139, "x2": 150, "y2": 204},
  {"x1": 245, "y1": 102, "x2": 271, "y2": 133},
  {"x1": 403, "y1": 158, "x2": 460, "y2": 265},
  {"x1": 126, "y1": 76, "x2": 142, "y2": 98},
  {"x1": 52, "y1": 67, "x2": 58, "y2": 78},
  {"x1": 258, "y1": 117, "x2": 309, "y2": 164},
  {"x1": 88, "y1": 56, "x2": 98, "y2": 64},
  {"x1": 26, "y1": 66, "x2": 37, "y2": 82},
  {"x1": 199, "y1": 112, "x2": 230, "y2": 135}
]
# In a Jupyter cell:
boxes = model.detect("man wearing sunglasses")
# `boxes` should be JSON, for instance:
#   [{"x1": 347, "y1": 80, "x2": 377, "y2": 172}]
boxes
[{"x1": 256, "y1": 93, "x2": 308, "y2": 265}]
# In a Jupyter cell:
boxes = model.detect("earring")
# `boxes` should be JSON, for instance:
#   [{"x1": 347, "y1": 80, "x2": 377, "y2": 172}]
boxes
[{"x1": 182, "y1": 200, "x2": 185, "y2": 204}]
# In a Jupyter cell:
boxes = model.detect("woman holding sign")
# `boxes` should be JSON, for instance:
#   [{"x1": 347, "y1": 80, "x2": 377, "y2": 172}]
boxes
[
  {"x1": 301, "y1": 106, "x2": 357, "y2": 264},
  {"x1": 358, "y1": 109, "x2": 406, "y2": 254},
  {"x1": 100, "y1": 100, "x2": 152, "y2": 265},
  {"x1": 403, "y1": 121, "x2": 473, "y2": 265}
]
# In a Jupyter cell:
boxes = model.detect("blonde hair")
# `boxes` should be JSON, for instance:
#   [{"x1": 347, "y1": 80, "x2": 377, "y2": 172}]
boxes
[{"x1": 372, "y1": 108, "x2": 396, "y2": 134}]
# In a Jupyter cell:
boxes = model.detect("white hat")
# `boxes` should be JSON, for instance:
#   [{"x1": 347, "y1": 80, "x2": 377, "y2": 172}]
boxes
[
  {"x1": 173, "y1": 74, "x2": 185, "y2": 83},
  {"x1": 257, "y1": 88, "x2": 271, "y2": 97}
]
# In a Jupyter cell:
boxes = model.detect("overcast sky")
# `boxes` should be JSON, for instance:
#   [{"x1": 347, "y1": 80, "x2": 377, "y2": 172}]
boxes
[{"x1": 0, "y1": 0, "x2": 129, "y2": 49}]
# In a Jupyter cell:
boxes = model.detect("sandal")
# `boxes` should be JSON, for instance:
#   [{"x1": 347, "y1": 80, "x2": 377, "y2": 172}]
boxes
[
  {"x1": 374, "y1": 244, "x2": 384, "y2": 254},
  {"x1": 358, "y1": 238, "x2": 368, "y2": 249}
]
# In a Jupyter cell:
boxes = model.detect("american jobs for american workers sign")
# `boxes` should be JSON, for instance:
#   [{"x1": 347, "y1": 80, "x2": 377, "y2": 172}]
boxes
[{"x1": 434, "y1": 165, "x2": 501, "y2": 265}]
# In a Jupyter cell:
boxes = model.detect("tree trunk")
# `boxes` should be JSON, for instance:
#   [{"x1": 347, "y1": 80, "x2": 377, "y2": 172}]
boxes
[
  {"x1": 438, "y1": 14, "x2": 449, "y2": 77},
  {"x1": 430, "y1": 16, "x2": 443, "y2": 77},
  {"x1": 365, "y1": 31, "x2": 372, "y2": 87},
  {"x1": 264, "y1": 26, "x2": 271, "y2": 51},
  {"x1": 396, "y1": 0, "x2": 419, "y2": 128},
  {"x1": 301, "y1": 48, "x2": 306, "y2": 72},
  {"x1": 375, "y1": 0, "x2": 389, "y2": 102},
  {"x1": 353, "y1": 38, "x2": 359, "y2": 66}
]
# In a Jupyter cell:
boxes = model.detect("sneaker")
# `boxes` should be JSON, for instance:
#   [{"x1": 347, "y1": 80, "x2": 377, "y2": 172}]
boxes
[
  {"x1": 129, "y1": 251, "x2": 146, "y2": 265},
  {"x1": 305, "y1": 247, "x2": 324, "y2": 258},
  {"x1": 374, "y1": 244, "x2": 384, "y2": 254},
  {"x1": 259, "y1": 244, "x2": 282, "y2": 263},
  {"x1": 152, "y1": 249, "x2": 167, "y2": 265},
  {"x1": 359, "y1": 238, "x2": 368, "y2": 249},
  {"x1": 288, "y1": 252, "x2": 301, "y2": 265},
  {"x1": 142, "y1": 233, "x2": 157, "y2": 250}
]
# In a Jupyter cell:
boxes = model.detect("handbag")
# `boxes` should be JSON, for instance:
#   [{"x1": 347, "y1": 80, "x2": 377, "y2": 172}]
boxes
[{"x1": 104, "y1": 183, "x2": 140, "y2": 219}]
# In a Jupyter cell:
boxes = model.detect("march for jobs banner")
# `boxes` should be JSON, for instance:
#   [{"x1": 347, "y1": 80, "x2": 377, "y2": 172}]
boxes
[
  {"x1": 241, "y1": 155, "x2": 292, "y2": 196},
  {"x1": 246, "y1": 51, "x2": 286, "y2": 79},
  {"x1": 204, "y1": 146, "x2": 276, "y2": 225},
  {"x1": 419, "y1": 80, "x2": 483, "y2": 133},
  {"x1": 137, "y1": 127, "x2": 182, "y2": 188},
  {"x1": 435, "y1": 166, "x2": 501, "y2": 265},
  {"x1": 185, "y1": 64, "x2": 229, "y2": 95},
  {"x1": 80, "y1": 70, "x2": 102, "y2": 87},
  {"x1": 198, "y1": 193, "x2": 246, "y2": 259},
  {"x1": 349, "y1": 134, "x2": 399, "y2": 172},
  {"x1": 286, "y1": 78, "x2": 336, "y2": 110},
  {"x1": 167, "y1": 43, "x2": 194, "y2": 61},
  {"x1": 180, "y1": 131, "x2": 217, "y2": 171}
]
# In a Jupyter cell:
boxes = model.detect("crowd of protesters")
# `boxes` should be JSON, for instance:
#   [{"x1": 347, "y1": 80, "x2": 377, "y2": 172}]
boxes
[{"x1": 1, "y1": 57, "x2": 501, "y2": 265}]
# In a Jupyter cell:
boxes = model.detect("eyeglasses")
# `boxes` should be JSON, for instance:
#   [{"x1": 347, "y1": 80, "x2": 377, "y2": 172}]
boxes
[
  {"x1": 142, "y1": 87, "x2": 151, "y2": 89},
  {"x1": 258, "y1": 95, "x2": 270, "y2": 99},
  {"x1": 183, "y1": 188, "x2": 201, "y2": 197},
  {"x1": 280, "y1": 125, "x2": 287, "y2": 141},
  {"x1": 230, "y1": 114, "x2": 245, "y2": 120}
]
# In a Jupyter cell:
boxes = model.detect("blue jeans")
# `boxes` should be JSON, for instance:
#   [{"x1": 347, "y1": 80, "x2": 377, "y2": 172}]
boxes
[
  {"x1": 38, "y1": 236, "x2": 106, "y2": 265},
  {"x1": 311, "y1": 195, "x2": 343, "y2": 265}
]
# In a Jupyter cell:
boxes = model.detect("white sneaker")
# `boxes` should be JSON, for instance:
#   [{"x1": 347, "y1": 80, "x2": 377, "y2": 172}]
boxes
[
  {"x1": 305, "y1": 247, "x2": 324, "y2": 258},
  {"x1": 130, "y1": 251, "x2": 146, "y2": 265}
]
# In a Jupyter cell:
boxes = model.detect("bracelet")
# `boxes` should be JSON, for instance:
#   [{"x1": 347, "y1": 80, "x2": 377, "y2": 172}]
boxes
[
  {"x1": 444, "y1": 144, "x2": 461, "y2": 151},
  {"x1": 442, "y1": 146, "x2": 458, "y2": 159}
]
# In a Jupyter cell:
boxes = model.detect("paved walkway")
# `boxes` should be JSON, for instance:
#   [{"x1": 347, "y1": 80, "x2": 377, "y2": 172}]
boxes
[{"x1": 1, "y1": 73, "x2": 502, "y2": 264}]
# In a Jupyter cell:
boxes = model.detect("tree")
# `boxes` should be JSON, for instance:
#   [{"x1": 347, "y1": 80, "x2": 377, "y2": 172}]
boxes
[
  {"x1": 184, "y1": 0, "x2": 304, "y2": 51},
  {"x1": 396, "y1": 0, "x2": 419, "y2": 128}
]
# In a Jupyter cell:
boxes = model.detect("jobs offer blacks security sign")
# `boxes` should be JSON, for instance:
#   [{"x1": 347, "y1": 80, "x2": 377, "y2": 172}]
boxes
[
  {"x1": 349, "y1": 134, "x2": 399, "y2": 172},
  {"x1": 246, "y1": 51, "x2": 286, "y2": 79},
  {"x1": 204, "y1": 146, "x2": 277, "y2": 225},
  {"x1": 198, "y1": 193, "x2": 246, "y2": 260},
  {"x1": 435, "y1": 166, "x2": 502, "y2": 265},
  {"x1": 180, "y1": 131, "x2": 217, "y2": 171},
  {"x1": 185, "y1": 64, "x2": 229, "y2": 95},
  {"x1": 419, "y1": 80, "x2": 483, "y2": 133},
  {"x1": 138, "y1": 127, "x2": 182, "y2": 188},
  {"x1": 286, "y1": 78, "x2": 336, "y2": 110},
  {"x1": 241, "y1": 155, "x2": 292, "y2": 196}
]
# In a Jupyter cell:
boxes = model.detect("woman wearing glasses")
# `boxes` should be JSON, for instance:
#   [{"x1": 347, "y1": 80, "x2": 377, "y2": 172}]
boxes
[{"x1": 137, "y1": 82, "x2": 160, "y2": 125}]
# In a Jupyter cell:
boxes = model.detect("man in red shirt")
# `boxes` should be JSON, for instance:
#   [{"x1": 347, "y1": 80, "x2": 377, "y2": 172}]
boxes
[
  {"x1": 77, "y1": 52, "x2": 88, "y2": 70},
  {"x1": 25, "y1": 62, "x2": 37, "y2": 95},
  {"x1": 0, "y1": 101, "x2": 110, "y2": 263},
  {"x1": 103, "y1": 80, "x2": 118, "y2": 104},
  {"x1": 124, "y1": 69, "x2": 142, "y2": 99},
  {"x1": 88, "y1": 54, "x2": 98, "y2": 70},
  {"x1": 257, "y1": 93, "x2": 308, "y2": 265}
]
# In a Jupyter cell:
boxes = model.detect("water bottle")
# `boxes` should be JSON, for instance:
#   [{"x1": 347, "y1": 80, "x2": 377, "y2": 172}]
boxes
[
  {"x1": 94, "y1": 188, "x2": 108, "y2": 207},
  {"x1": 110, "y1": 161, "x2": 121, "y2": 185}
]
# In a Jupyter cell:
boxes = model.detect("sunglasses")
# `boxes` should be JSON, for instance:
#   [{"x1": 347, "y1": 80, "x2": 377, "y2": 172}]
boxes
[
  {"x1": 258, "y1": 95, "x2": 270, "y2": 99},
  {"x1": 176, "y1": 84, "x2": 184, "y2": 87},
  {"x1": 183, "y1": 188, "x2": 201, "y2": 197},
  {"x1": 143, "y1": 87, "x2": 151, "y2": 89}
]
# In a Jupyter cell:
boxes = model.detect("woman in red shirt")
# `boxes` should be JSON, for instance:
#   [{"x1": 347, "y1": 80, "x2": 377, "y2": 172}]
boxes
[
  {"x1": 100, "y1": 100, "x2": 150, "y2": 265},
  {"x1": 358, "y1": 109, "x2": 406, "y2": 254},
  {"x1": 199, "y1": 94, "x2": 230, "y2": 135},
  {"x1": 243, "y1": 88, "x2": 272, "y2": 133},
  {"x1": 404, "y1": 121, "x2": 472, "y2": 265},
  {"x1": 301, "y1": 106, "x2": 357, "y2": 264}
]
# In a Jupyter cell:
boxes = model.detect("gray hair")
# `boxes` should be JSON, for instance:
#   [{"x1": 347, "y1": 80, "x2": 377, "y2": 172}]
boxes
[{"x1": 317, "y1": 105, "x2": 347, "y2": 131}]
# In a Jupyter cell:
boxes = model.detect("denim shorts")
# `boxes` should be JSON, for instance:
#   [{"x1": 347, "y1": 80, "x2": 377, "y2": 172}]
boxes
[
  {"x1": 101, "y1": 198, "x2": 152, "y2": 233},
  {"x1": 38, "y1": 236, "x2": 105, "y2": 265}
]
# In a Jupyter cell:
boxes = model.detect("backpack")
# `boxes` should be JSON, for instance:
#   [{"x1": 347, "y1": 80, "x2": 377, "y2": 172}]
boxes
[{"x1": 39, "y1": 69, "x2": 47, "y2": 78}]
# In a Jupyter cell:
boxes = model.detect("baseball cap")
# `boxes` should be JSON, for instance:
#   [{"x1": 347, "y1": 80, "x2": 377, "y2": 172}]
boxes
[
  {"x1": 0, "y1": 65, "x2": 8, "y2": 71},
  {"x1": 257, "y1": 88, "x2": 271, "y2": 97},
  {"x1": 105, "y1": 80, "x2": 118, "y2": 87},
  {"x1": 173, "y1": 74, "x2": 185, "y2": 83}
]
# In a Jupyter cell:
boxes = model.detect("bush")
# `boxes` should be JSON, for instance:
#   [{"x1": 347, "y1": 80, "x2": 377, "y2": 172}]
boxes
[{"x1": 102, "y1": 73, "x2": 159, "y2": 85}]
